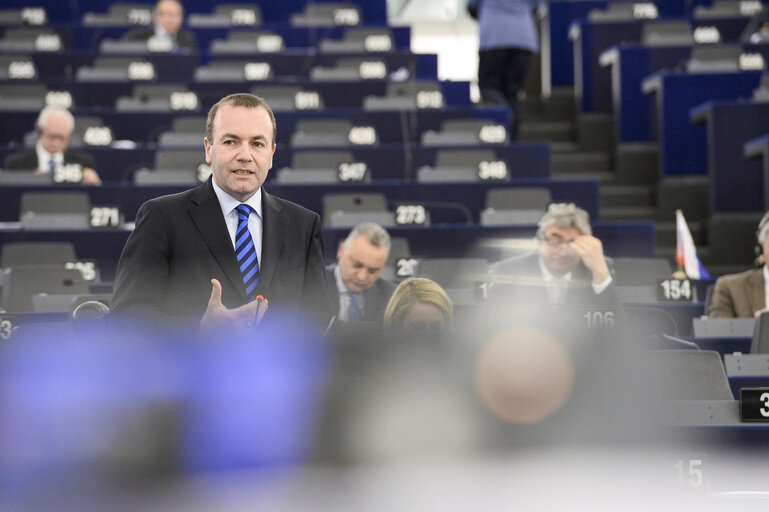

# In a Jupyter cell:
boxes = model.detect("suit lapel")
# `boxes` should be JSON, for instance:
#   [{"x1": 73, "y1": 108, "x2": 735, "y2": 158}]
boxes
[
  {"x1": 188, "y1": 179, "x2": 246, "y2": 302},
  {"x1": 259, "y1": 190, "x2": 287, "y2": 291}
]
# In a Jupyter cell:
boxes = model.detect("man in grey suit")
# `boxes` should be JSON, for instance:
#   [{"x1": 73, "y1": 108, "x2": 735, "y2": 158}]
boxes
[
  {"x1": 490, "y1": 203, "x2": 617, "y2": 308},
  {"x1": 326, "y1": 223, "x2": 396, "y2": 323},
  {"x1": 110, "y1": 93, "x2": 329, "y2": 333},
  {"x1": 709, "y1": 212, "x2": 769, "y2": 318}
]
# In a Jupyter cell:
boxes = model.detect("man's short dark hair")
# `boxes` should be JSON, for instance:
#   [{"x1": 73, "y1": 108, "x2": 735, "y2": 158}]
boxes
[{"x1": 205, "y1": 93, "x2": 277, "y2": 146}]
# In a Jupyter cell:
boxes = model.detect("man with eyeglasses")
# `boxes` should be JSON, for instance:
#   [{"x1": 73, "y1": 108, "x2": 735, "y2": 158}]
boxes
[
  {"x1": 489, "y1": 203, "x2": 617, "y2": 307},
  {"x1": 4, "y1": 106, "x2": 101, "y2": 185}
]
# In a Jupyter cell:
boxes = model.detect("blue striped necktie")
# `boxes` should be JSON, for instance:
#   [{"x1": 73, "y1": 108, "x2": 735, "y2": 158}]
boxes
[{"x1": 235, "y1": 204, "x2": 259, "y2": 302}]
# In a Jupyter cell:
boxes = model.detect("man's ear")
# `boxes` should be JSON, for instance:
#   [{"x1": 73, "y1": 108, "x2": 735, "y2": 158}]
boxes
[
  {"x1": 203, "y1": 137, "x2": 212, "y2": 164},
  {"x1": 337, "y1": 242, "x2": 346, "y2": 261}
]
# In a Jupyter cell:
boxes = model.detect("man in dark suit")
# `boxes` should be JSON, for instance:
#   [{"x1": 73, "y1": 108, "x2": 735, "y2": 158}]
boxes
[
  {"x1": 124, "y1": 0, "x2": 197, "y2": 51},
  {"x1": 4, "y1": 106, "x2": 101, "y2": 185},
  {"x1": 709, "y1": 211, "x2": 769, "y2": 318},
  {"x1": 109, "y1": 93, "x2": 329, "y2": 334},
  {"x1": 326, "y1": 223, "x2": 396, "y2": 323},
  {"x1": 489, "y1": 203, "x2": 617, "y2": 308}
]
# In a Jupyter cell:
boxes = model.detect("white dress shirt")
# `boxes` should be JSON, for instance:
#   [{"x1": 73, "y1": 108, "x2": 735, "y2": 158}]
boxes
[
  {"x1": 35, "y1": 141, "x2": 62, "y2": 173},
  {"x1": 538, "y1": 257, "x2": 612, "y2": 304},
  {"x1": 334, "y1": 265, "x2": 365, "y2": 321}
]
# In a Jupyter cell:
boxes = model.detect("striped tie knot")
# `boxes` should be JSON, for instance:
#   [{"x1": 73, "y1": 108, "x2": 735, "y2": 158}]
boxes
[{"x1": 235, "y1": 204, "x2": 259, "y2": 302}]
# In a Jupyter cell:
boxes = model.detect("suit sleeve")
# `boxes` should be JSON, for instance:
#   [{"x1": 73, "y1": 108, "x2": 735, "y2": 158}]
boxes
[
  {"x1": 4, "y1": 152, "x2": 36, "y2": 170},
  {"x1": 708, "y1": 277, "x2": 737, "y2": 318},
  {"x1": 109, "y1": 200, "x2": 172, "y2": 324},
  {"x1": 68, "y1": 151, "x2": 97, "y2": 170}
]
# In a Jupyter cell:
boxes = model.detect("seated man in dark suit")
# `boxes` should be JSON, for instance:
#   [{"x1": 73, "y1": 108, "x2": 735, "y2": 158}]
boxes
[
  {"x1": 709, "y1": 211, "x2": 769, "y2": 318},
  {"x1": 489, "y1": 202, "x2": 617, "y2": 308},
  {"x1": 4, "y1": 106, "x2": 101, "y2": 185},
  {"x1": 124, "y1": 0, "x2": 197, "y2": 51},
  {"x1": 109, "y1": 93, "x2": 329, "y2": 335},
  {"x1": 326, "y1": 223, "x2": 396, "y2": 323}
]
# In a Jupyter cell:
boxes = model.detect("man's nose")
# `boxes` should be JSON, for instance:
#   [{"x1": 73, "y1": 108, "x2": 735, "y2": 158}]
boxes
[{"x1": 236, "y1": 142, "x2": 253, "y2": 160}]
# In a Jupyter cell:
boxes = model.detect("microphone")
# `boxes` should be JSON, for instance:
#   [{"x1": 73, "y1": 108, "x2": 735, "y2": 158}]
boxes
[
  {"x1": 71, "y1": 300, "x2": 110, "y2": 335},
  {"x1": 660, "y1": 333, "x2": 701, "y2": 350},
  {"x1": 72, "y1": 300, "x2": 110, "y2": 321},
  {"x1": 252, "y1": 295, "x2": 266, "y2": 327}
]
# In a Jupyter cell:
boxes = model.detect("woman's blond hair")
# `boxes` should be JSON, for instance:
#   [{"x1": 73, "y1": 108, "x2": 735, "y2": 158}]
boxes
[{"x1": 383, "y1": 277, "x2": 453, "y2": 329}]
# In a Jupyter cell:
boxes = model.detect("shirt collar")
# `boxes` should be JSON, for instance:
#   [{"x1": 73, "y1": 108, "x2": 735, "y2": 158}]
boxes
[
  {"x1": 154, "y1": 25, "x2": 173, "y2": 39},
  {"x1": 36, "y1": 141, "x2": 61, "y2": 166},
  {"x1": 334, "y1": 264, "x2": 351, "y2": 294},
  {"x1": 211, "y1": 179, "x2": 262, "y2": 219},
  {"x1": 539, "y1": 256, "x2": 572, "y2": 282}
]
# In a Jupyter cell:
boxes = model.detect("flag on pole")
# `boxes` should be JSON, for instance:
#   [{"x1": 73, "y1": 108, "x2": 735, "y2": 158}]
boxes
[{"x1": 675, "y1": 210, "x2": 709, "y2": 279}]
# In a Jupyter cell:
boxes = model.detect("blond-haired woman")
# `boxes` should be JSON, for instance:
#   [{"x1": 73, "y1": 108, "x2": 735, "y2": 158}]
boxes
[{"x1": 383, "y1": 278, "x2": 453, "y2": 333}]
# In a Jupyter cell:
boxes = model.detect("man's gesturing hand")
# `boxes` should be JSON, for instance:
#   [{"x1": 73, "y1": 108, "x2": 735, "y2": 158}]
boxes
[
  {"x1": 569, "y1": 235, "x2": 610, "y2": 285},
  {"x1": 199, "y1": 278, "x2": 268, "y2": 335}
]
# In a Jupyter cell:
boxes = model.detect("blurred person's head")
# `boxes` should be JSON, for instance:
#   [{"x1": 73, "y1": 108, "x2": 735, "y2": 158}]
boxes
[
  {"x1": 536, "y1": 203, "x2": 592, "y2": 276},
  {"x1": 35, "y1": 106, "x2": 75, "y2": 155},
  {"x1": 153, "y1": 0, "x2": 184, "y2": 35},
  {"x1": 337, "y1": 223, "x2": 391, "y2": 294},
  {"x1": 204, "y1": 93, "x2": 276, "y2": 202},
  {"x1": 475, "y1": 327, "x2": 575, "y2": 424},
  {"x1": 383, "y1": 278, "x2": 452, "y2": 332}
]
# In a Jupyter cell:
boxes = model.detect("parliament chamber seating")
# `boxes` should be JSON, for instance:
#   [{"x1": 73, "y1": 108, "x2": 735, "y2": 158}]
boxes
[{"x1": 5, "y1": 4, "x2": 769, "y2": 497}]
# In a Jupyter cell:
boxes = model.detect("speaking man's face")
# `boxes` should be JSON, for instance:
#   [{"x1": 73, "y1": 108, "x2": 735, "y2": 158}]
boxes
[{"x1": 205, "y1": 104, "x2": 275, "y2": 203}]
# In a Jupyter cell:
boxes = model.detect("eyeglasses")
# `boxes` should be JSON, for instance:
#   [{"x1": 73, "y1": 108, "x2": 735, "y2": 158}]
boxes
[{"x1": 541, "y1": 235, "x2": 576, "y2": 249}]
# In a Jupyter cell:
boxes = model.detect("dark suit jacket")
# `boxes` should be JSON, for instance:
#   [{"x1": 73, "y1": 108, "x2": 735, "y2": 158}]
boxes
[
  {"x1": 708, "y1": 268, "x2": 764, "y2": 318},
  {"x1": 4, "y1": 149, "x2": 96, "y2": 171},
  {"x1": 324, "y1": 265, "x2": 396, "y2": 322},
  {"x1": 123, "y1": 26, "x2": 197, "y2": 50},
  {"x1": 489, "y1": 251, "x2": 618, "y2": 308},
  {"x1": 109, "y1": 178, "x2": 330, "y2": 330}
]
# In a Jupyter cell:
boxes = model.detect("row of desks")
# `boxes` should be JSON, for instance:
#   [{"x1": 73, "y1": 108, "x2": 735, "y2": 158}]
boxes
[
  {"x1": 1, "y1": 0, "x2": 388, "y2": 25},
  {"x1": 0, "y1": 106, "x2": 506, "y2": 147},
  {"x1": 1, "y1": 142, "x2": 549, "y2": 184},
  {"x1": 0, "y1": 216, "x2": 654, "y2": 282},
  {"x1": 0, "y1": 179, "x2": 596, "y2": 224},
  {"x1": 9, "y1": 48, "x2": 433, "y2": 83}
]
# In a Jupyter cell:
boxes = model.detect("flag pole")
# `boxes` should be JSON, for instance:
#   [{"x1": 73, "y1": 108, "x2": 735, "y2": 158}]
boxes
[{"x1": 673, "y1": 209, "x2": 688, "y2": 279}]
